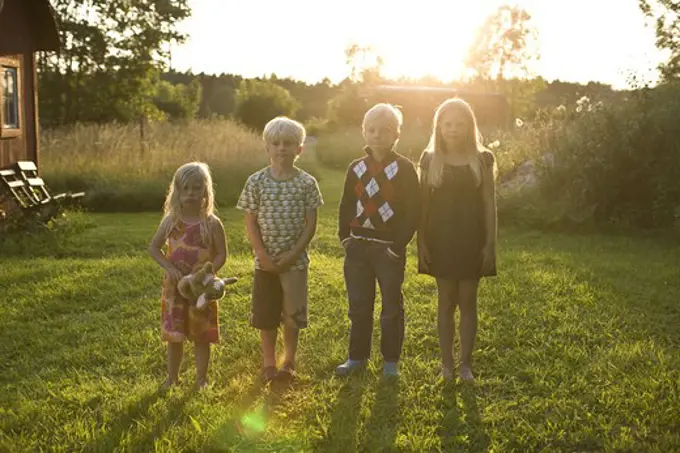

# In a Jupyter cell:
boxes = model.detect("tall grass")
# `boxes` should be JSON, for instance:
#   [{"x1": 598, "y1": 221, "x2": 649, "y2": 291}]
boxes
[{"x1": 40, "y1": 119, "x2": 319, "y2": 213}]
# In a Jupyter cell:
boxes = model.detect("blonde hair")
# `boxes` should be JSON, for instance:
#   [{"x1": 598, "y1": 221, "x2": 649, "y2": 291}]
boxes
[
  {"x1": 422, "y1": 98, "x2": 493, "y2": 188},
  {"x1": 263, "y1": 116, "x2": 306, "y2": 146},
  {"x1": 162, "y1": 161, "x2": 216, "y2": 247},
  {"x1": 362, "y1": 103, "x2": 403, "y2": 133}
]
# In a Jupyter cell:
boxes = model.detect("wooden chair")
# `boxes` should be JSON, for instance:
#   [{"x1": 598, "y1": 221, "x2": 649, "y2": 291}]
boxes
[
  {"x1": 15, "y1": 161, "x2": 85, "y2": 207},
  {"x1": 15, "y1": 160, "x2": 53, "y2": 205},
  {"x1": 0, "y1": 161, "x2": 86, "y2": 224},
  {"x1": 0, "y1": 167, "x2": 37, "y2": 209}
]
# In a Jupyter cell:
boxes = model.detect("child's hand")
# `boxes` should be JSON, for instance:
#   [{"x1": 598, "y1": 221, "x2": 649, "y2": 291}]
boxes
[
  {"x1": 481, "y1": 243, "x2": 495, "y2": 274},
  {"x1": 165, "y1": 266, "x2": 184, "y2": 283},
  {"x1": 418, "y1": 242, "x2": 431, "y2": 269},
  {"x1": 341, "y1": 237, "x2": 354, "y2": 250},
  {"x1": 258, "y1": 253, "x2": 278, "y2": 273},
  {"x1": 385, "y1": 247, "x2": 401, "y2": 263},
  {"x1": 273, "y1": 251, "x2": 297, "y2": 272}
]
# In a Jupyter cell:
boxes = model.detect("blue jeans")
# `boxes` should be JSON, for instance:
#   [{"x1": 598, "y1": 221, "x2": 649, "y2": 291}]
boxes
[{"x1": 343, "y1": 239, "x2": 406, "y2": 362}]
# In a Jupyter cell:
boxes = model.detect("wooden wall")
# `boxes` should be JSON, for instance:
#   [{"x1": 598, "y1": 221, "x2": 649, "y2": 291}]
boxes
[{"x1": 0, "y1": 54, "x2": 34, "y2": 169}]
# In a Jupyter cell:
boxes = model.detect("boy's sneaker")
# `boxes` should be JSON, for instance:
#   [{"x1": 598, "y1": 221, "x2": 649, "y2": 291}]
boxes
[
  {"x1": 383, "y1": 362, "x2": 399, "y2": 377},
  {"x1": 335, "y1": 359, "x2": 366, "y2": 377}
]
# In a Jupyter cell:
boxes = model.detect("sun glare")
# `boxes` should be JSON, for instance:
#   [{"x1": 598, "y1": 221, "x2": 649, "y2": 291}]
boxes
[
  {"x1": 342, "y1": 2, "x2": 488, "y2": 83},
  {"x1": 171, "y1": 0, "x2": 664, "y2": 89}
]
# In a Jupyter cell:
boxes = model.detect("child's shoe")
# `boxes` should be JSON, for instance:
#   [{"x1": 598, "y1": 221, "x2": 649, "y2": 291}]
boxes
[
  {"x1": 261, "y1": 366, "x2": 278, "y2": 384},
  {"x1": 277, "y1": 362, "x2": 296, "y2": 382},
  {"x1": 383, "y1": 362, "x2": 399, "y2": 377},
  {"x1": 335, "y1": 359, "x2": 366, "y2": 377}
]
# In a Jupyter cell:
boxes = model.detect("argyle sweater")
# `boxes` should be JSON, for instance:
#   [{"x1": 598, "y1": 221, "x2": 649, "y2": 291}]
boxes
[{"x1": 338, "y1": 147, "x2": 420, "y2": 254}]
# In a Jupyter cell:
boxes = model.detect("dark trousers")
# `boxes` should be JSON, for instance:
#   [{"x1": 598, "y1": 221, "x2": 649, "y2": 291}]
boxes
[{"x1": 343, "y1": 240, "x2": 406, "y2": 362}]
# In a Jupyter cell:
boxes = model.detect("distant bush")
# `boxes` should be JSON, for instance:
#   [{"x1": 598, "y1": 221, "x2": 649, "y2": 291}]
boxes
[
  {"x1": 497, "y1": 83, "x2": 680, "y2": 229},
  {"x1": 234, "y1": 79, "x2": 300, "y2": 131}
]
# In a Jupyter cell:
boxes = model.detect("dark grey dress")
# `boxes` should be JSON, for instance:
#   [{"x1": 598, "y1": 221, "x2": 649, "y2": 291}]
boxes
[{"x1": 419, "y1": 152, "x2": 496, "y2": 279}]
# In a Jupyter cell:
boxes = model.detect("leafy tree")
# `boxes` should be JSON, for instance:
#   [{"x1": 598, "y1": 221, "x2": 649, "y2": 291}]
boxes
[
  {"x1": 38, "y1": 0, "x2": 191, "y2": 125},
  {"x1": 639, "y1": 0, "x2": 680, "y2": 80},
  {"x1": 344, "y1": 43, "x2": 385, "y2": 85},
  {"x1": 154, "y1": 79, "x2": 202, "y2": 120},
  {"x1": 464, "y1": 5, "x2": 541, "y2": 119},
  {"x1": 465, "y1": 5, "x2": 539, "y2": 81},
  {"x1": 234, "y1": 79, "x2": 300, "y2": 131},
  {"x1": 327, "y1": 82, "x2": 370, "y2": 127}
]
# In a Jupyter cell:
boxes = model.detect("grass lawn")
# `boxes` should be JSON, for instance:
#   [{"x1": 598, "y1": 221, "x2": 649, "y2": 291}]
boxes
[{"x1": 1, "y1": 168, "x2": 678, "y2": 452}]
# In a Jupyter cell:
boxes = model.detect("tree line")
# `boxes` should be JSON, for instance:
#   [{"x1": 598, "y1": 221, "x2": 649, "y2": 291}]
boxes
[{"x1": 36, "y1": 1, "x2": 679, "y2": 131}]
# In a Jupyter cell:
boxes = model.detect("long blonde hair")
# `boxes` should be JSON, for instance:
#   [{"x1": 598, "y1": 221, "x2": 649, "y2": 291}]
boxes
[
  {"x1": 422, "y1": 98, "x2": 489, "y2": 188},
  {"x1": 162, "y1": 162, "x2": 216, "y2": 247}
]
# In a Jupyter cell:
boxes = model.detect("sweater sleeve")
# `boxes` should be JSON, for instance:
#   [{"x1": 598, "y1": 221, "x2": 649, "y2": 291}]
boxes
[
  {"x1": 391, "y1": 158, "x2": 421, "y2": 254},
  {"x1": 338, "y1": 162, "x2": 356, "y2": 243}
]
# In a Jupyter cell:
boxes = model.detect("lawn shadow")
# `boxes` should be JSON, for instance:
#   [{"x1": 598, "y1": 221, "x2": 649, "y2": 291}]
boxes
[
  {"x1": 438, "y1": 381, "x2": 490, "y2": 452},
  {"x1": 459, "y1": 383, "x2": 491, "y2": 452},
  {"x1": 438, "y1": 380, "x2": 463, "y2": 451},
  {"x1": 360, "y1": 377, "x2": 400, "y2": 451},
  {"x1": 83, "y1": 385, "x2": 189, "y2": 453},
  {"x1": 313, "y1": 377, "x2": 368, "y2": 453}
]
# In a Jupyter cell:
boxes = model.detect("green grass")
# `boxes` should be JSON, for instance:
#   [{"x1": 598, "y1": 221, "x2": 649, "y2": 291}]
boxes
[{"x1": 1, "y1": 168, "x2": 679, "y2": 452}]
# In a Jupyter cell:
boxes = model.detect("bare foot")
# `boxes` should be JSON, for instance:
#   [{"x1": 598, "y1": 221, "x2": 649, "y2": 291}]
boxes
[
  {"x1": 441, "y1": 366, "x2": 454, "y2": 382},
  {"x1": 161, "y1": 379, "x2": 178, "y2": 391},
  {"x1": 459, "y1": 364, "x2": 474, "y2": 382}
]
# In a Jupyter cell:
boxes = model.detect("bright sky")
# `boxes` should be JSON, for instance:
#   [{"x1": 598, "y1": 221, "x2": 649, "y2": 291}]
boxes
[{"x1": 170, "y1": 0, "x2": 668, "y2": 90}]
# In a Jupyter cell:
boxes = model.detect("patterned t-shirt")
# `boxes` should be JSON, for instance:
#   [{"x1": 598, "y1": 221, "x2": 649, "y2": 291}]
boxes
[{"x1": 236, "y1": 167, "x2": 323, "y2": 271}]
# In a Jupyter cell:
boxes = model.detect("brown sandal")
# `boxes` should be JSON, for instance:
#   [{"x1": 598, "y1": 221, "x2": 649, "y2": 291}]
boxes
[
  {"x1": 277, "y1": 362, "x2": 296, "y2": 381},
  {"x1": 261, "y1": 366, "x2": 278, "y2": 384}
]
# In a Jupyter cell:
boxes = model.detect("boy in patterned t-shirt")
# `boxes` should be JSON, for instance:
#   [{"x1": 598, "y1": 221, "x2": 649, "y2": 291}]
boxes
[{"x1": 237, "y1": 116, "x2": 323, "y2": 383}]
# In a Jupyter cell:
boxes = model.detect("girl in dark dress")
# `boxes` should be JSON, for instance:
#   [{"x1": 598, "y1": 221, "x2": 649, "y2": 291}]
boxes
[{"x1": 417, "y1": 98, "x2": 498, "y2": 382}]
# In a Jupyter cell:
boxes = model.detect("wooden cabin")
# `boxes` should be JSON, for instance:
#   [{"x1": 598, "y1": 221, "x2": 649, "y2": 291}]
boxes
[{"x1": 0, "y1": 0, "x2": 60, "y2": 171}]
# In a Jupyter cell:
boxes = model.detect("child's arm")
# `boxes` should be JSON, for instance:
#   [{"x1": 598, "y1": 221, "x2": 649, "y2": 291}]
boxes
[
  {"x1": 337, "y1": 164, "x2": 356, "y2": 248},
  {"x1": 149, "y1": 218, "x2": 183, "y2": 282},
  {"x1": 273, "y1": 208, "x2": 318, "y2": 270},
  {"x1": 211, "y1": 217, "x2": 228, "y2": 272},
  {"x1": 244, "y1": 211, "x2": 277, "y2": 272},
  {"x1": 389, "y1": 159, "x2": 421, "y2": 258},
  {"x1": 481, "y1": 152, "x2": 498, "y2": 273},
  {"x1": 418, "y1": 152, "x2": 432, "y2": 241},
  {"x1": 417, "y1": 165, "x2": 432, "y2": 265},
  {"x1": 275, "y1": 177, "x2": 322, "y2": 270},
  {"x1": 237, "y1": 174, "x2": 276, "y2": 272}
]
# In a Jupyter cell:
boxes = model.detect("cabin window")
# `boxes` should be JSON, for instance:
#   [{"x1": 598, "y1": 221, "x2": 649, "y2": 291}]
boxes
[{"x1": 2, "y1": 66, "x2": 19, "y2": 129}]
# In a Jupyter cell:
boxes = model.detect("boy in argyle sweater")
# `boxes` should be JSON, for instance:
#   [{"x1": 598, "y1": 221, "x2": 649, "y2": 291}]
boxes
[{"x1": 336, "y1": 103, "x2": 420, "y2": 377}]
